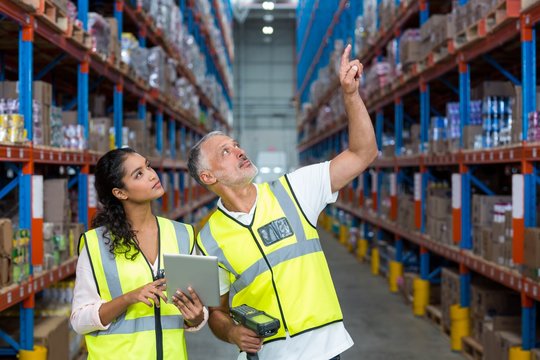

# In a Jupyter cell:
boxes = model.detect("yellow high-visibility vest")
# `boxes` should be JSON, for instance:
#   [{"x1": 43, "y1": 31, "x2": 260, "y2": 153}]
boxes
[
  {"x1": 79, "y1": 217, "x2": 194, "y2": 360},
  {"x1": 197, "y1": 176, "x2": 343, "y2": 342}
]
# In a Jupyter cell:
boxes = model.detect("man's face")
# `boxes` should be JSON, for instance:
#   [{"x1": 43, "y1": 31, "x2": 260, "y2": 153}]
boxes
[{"x1": 200, "y1": 135, "x2": 258, "y2": 187}]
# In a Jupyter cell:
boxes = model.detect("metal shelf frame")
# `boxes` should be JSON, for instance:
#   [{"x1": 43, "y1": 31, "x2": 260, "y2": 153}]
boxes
[
  {"x1": 298, "y1": 0, "x2": 540, "y2": 353},
  {"x1": 0, "y1": 0, "x2": 228, "y2": 355}
]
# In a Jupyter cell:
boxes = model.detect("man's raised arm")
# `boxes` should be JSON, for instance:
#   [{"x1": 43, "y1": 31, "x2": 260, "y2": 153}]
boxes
[{"x1": 329, "y1": 44, "x2": 378, "y2": 193}]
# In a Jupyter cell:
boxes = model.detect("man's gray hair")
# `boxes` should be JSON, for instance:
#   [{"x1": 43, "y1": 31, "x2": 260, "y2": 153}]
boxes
[{"x1": 187, "y1": 130, "x2": 228, "y2": 187}]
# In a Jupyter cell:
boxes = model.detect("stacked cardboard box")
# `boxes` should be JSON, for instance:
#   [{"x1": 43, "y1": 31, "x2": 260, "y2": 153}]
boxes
[
  {"x1": 425, "y1": 185, "x2": 452, "y2": 245},
  {"x1": 419, "y1": 15, "x2": 446, "y2": 58},
  {"x1": 471, "y1": 195, "x2": 512, "y2": 267},
  {"x1": 0, "y1": 218, "x2": 13, "y2": 287},
  {"x1": 396, "y1": 194, "x2": 415, "y2": 231},
  {"x1": 512, "y1": 86, "x2": 540, "y2": 144},
  {"x1": 106, "y1": 18, "x2": 121, "y2": 64},
  {"x1": 125, "y1": 118, "x2": 149, "y2": 156},
  {"x1": 482, "y1": 320, "x2": 522, "y2": 360},
  {"x1": 34, "y1": 316, "x2": 70, "y2": 360},
  {"x1": 400, "y1": 272, "x2": 416, "y2": 304},
  {"x1": 463, "y1": 125, "x2": 483, "y2": 149},
  {"x1": 524, "y1": 228, "x2": 540, "y2": 280},
  {"x1": 470, "y1": 282, "x2": 520, "y2": 341},
  {"x1": 403, "y1": 124, "x2": 420, "y2": 155},
  {"x1": 44, "y1": 179, "x2": 70, "y2": 223},
  {"x1": 399, "y1": 29, "x2": 422, "y2": 70},
  {"x1": 89, "y1": 117, "x2": 111, "y2": 153},
  {"x1": 441, "y1": 267, "x2": 460, "y2": 330}
]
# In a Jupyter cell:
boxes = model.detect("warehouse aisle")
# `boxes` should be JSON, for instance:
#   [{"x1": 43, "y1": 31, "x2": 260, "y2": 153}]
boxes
[{"x1": 185, "y1": 229, "x2": 462, "y2": 360}]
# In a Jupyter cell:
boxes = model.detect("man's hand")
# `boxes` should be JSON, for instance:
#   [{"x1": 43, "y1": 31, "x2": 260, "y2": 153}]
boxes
[
  {"x1": 228, "y1": 324, "x2": 263, "y2": 354},
  {"x1": 339, "y1": 44, "x2": 362, "y2": 96}
]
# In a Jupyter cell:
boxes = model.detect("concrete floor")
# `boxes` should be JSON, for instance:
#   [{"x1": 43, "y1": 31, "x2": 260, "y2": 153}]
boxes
[{"x1": 185, "y1": 229, "x2": 463, "y2": 360}]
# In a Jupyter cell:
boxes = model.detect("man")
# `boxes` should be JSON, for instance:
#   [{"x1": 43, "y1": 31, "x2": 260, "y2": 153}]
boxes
[{"x1": 188, "y1": 44, "x2": 377, "y2": 360}]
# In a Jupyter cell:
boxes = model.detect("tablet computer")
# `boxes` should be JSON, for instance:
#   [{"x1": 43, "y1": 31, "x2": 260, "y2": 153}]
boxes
[{"x1": 163, "y1": 254, "x2": 220, "y2": 307}]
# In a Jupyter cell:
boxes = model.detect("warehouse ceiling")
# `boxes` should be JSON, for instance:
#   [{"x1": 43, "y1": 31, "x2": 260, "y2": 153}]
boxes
[{"x1": 231, "y1": 0, "x2": 296, "y2": 22}]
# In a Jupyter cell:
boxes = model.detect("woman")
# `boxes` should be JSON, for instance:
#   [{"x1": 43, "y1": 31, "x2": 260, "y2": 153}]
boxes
[{"x1": 71, "y1": 148, "x2": 207, "y2": 360}]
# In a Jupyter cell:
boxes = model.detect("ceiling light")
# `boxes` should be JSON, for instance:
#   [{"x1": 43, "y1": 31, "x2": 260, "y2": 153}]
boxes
[
  {"x1": 262, "y1": 1, "x2": 275, "y2": 10},
  {"x1": 260, "y1": 167, "x2": 271, "y2": 174},
  {"x1": 273, "y1": 167, "x2": 283, "y2": 174},
  {"x1": 262, "y1": 26, "x2": 274, "y2": 35},
  {"x1": 263, "y1": 14, "x2": 274, "y2": 22}
]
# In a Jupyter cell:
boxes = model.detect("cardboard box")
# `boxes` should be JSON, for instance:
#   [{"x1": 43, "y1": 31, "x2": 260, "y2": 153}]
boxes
[
  {"x1": 472, "y1": 195, "x2": 512, "y2": 226},
  {"x1": 420, "y1": 15, "x2": 446, "y2": 44},
  {"x1": 471, "y1": 283, "x2": 520, "y2": 318},
  {"x1": 463, "y1": 125, "x2": 482, "y2": 149},
  {"x1": 89, "y1": 117, "x2": 111, "y2": 153},
  {"x1": 44, "y1": 179, "x2": 69, "y2": 223},
  {"x1": 34, "y1": 316, "x2": 69, "y2": 360},
  {"x1": 498, "y1": 331, "x2": 522, "y2": 360},
  {"x1": 472, "y1": 315, "x2": 488, "y2": 341},
  {"x1": 33, "y1": 81, "x2": 52, "y2": 105},
  {"x1": 126, "y1": 119, "x2": 148, "y2": 155},
  {"x1": 442, "y1": 267, "x2": 460, "y2": 329},
  {"x1": 399, "y1": 39, "x2": 422, "y2": 65},
  {"x1": 472, "y1": 81, "x2": 515, "y2": 99},
  {"x1": 105, "y1": 18, "x2": 120, "y2": 60},
  {"x1": 0, "y1": 257, "x2": 10, "y2": 286},
  {"x1": 427, "y1": 195, "x2": 451, "y2": 220},
  {"x1": 522, "y1": 265, "x2": 540, "y2": 281},
  {"x1": 525, "y1": 227, "x2": 540, "y2": 268},
  {"x1": 492, "y1": 316, "x2": 521, "y2": 333},
  {"x1": 446, "y1": 12, "x2": 456, "y2": 39},
  {"x1": 62, "y1": 111, "x2": 77, "y2": 126},
  {"x1": 90, "y1": 94, "x2": 107, "y2": 117},
  {"x1": 0, "y1": 218, "x2": 13, "y2": 256}
]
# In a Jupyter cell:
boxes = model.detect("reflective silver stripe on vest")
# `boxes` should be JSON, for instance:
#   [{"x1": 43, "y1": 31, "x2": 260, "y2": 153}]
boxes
[
  {"x1": 95, "y1": 227, "x2": 123, "y2": 300},
  {"x1": 171, "y1": 221, "x2": 191, "y2": 254},
  {"x1": 230, "y1": 238, "x2": 322, "y2": 300},
  {"x1": 89, "y1": 315, "x2": 182, "y2": 336},
  {"x1": 269, "y1": 178, "x2": 307, "y2": 242},
  {"x1": 199, "y1": 225, "x2": 239, "y2": 278},
  {"x1": 228, "y1": 179, "x2": 320, "y2": 302}
]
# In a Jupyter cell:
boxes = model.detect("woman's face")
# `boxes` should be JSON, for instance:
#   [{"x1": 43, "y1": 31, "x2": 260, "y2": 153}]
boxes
[{"x1": 115, "y1": 153, "x2": 164, "y2": 203}]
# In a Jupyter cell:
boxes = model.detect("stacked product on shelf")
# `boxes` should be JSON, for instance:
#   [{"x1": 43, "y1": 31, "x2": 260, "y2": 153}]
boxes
[
  {"x1": 471, "y1": 195, "x2": 513, "y2": 267},
  {"x1": 0, "y1": 0, "x2": 231, "y2": 356},
  {"x1": 425, "y1": 182, "x2": 452, "y2": 245},
  {"x1": 297, "y1": 0, "x2": 540, "y2": 357}
]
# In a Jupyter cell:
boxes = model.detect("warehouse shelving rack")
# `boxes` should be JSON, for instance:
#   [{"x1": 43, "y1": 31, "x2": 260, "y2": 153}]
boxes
[
  {"x1": 0, "y1": 0, "x2": 231, "y2": 356},
  {"x1": 297, "y1": 0, "x2": 540, "y2": 355}
]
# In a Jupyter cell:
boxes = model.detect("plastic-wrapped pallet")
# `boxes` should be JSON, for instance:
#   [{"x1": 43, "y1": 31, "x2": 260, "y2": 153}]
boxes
[{"x1": 88, "y1": 13, "x2": 111, "y2": 57}]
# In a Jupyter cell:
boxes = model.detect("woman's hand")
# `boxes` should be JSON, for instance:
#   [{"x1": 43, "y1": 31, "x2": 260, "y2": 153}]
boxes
[
  {"x1": 172, "y1": 287, "x2": 205, "y2": 327},
  {"x1": 124, "y1": 278, "x2": 167, "y2": 307}
]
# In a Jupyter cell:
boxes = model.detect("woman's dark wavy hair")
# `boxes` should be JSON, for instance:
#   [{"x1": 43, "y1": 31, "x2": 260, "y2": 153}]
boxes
[{"x1": 91, "y1": 147, "x2": 141, "y2": 260}]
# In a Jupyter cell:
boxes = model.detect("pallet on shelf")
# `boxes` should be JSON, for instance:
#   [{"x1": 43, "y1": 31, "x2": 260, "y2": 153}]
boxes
[
  {"x1": 66, "y1": 21, "x2": 92, "y2": 50},
  {"x1": 427, "y1": 39, "x2": 454, "y2": 66},
  {"x1": 9, "y1": 0, "x2": 40, "y2": 11},
  {"x1": 462, "y1": 336, "x2": 483, "y2": 360},
  {"x1": 454, "y1": 19, "x2": 487, "y2": 50},
  {"x1": 35, "y1": 0, "x2": 68, "y2": 34},
  {"x1": 486, "y1": 0, "x2": 521, "y2": 33},
  {"x1": 521, "y1": 0, "x2": 540, "y2": 11}
]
